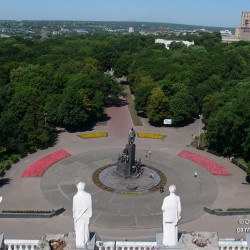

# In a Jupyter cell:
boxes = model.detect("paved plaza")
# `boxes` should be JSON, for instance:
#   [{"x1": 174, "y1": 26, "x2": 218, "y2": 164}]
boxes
[{"x1": 0, "y1": 99, "x2": 249, "y2": 241}]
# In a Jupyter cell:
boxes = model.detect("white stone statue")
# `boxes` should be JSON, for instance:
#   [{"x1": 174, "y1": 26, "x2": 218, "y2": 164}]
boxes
[
  {"x1": 161, "y1": 185, "x2": 181, "y2": 247},
  {"x1": 73, "y1": 182, "x2": 92, "y2": 248}
]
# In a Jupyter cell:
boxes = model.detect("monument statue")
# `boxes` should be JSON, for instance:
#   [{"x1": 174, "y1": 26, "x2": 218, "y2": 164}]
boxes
[
  {"x1": 73, "y1": 182, "x2": 92, "y2": 248},
  {"x1": 161, "y1": 185, "x2": 181, "y2": 247},
  {"x1": 117, "y1": 128, "x2": 136, "y2": 178},
  {"x1": 128, "y1": 127, "x2": 136, "y2": 145}
]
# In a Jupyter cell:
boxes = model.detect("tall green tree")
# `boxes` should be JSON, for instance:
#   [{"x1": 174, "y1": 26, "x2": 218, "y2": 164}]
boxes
[
  {"x1": 147, "y1": 87, "x2": 169, "y2": 125},
  {"x1": 169, "y1": 90, "x2": 198, "y2": 125},
  {"x1": 58, "y1": 87, "x2": 92, "y2": 128}
]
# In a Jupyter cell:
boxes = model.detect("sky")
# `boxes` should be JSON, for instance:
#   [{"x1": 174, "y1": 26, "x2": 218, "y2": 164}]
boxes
[{"x1": 0, "y1": 0, "x2": 250, "y2": 28}]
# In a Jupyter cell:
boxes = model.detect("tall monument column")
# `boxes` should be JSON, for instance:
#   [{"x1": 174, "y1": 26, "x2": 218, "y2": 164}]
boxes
[{"x1": 116, "y1": 128, "x2": 136, "y2": 178}]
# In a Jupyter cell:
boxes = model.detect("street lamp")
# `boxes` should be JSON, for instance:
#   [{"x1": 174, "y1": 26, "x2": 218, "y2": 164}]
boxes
[
  {"x1": 44, "y1": 113, "x2": 47, "y2": 126},
  {"x1": 197, "y1": 114, "x2": 203, "y2": 148}
]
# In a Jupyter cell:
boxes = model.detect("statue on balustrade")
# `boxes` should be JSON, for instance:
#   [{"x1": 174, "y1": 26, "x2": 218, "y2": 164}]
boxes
[
  {"x1": 73, "y1": 182, "x2": 92, "y2": 248},
  {"x1": 162, "y1": 185, "x2": 181, "y2": 247}
]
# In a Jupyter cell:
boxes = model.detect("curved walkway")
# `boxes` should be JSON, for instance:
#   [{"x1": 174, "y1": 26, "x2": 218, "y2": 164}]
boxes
[{"x1": 0, "y1": 100, "x2": 249, "y2": 241}]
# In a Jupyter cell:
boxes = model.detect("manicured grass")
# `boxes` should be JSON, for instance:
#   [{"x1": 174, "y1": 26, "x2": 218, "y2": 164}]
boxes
[
  {"x1": 92, "y1": 164, "x2": 167, "y2": 194},
  {"x1": 2, "y1": 210, "x2": 52, "y2": 213},
  {"x1": 124, "y1": 85, "x2": 143, "y2": 126},
  {"x1": 22, "y1": 149, "x2": 71, "y2": 177},
  {"x1": 92, "y1": 165, "x2": 115, "y2": 193},
  {"x1": 148, "y1": 165, "x2": 167, "y2": 192},
  {"x1": 121, "y1": 191, "x2": 143, "y2": 195}
]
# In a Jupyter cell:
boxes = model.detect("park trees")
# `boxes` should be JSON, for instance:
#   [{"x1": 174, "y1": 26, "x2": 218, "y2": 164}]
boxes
[
  {"x1": 0, "y1": 86, "x2": 50, "y2": 152},
  {"x1": 0, "y1": 33, "x2": 250, "y2": 164},
  {"x1": 146, "y1": 87, "x2": 168, "y2": 125},
  {"x1": 169, "y1": 89, "x2": 197, "y2": 125},
  {"x1": 58, "y1": 87, "x2": 92, "y2": 129},
  {"x1": 133, "y1": 72, "x2": 155, "y2": 113},
  {"x1": 205, "y1": 81, "x2": 250, "y2": 157}
]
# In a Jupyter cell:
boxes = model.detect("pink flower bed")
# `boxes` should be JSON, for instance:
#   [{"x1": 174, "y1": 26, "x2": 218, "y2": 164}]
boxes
[
  {"x1": 178, "y1": 150, "x2": 232, "y2": 176},
  {"x1": 22, "y1": 149, "x2": 71, "y2": 177}
]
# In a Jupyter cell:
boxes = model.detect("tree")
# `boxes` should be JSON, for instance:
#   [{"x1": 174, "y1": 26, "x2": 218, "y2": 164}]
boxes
[
  {"x1": 169, "y1": 90, "x2": 197, "y2": 125},
  {"x1": 169, "y1": 42, "x2": 186, "y2": 50},
  {"x1": 206, "y1": 103, "x2": 245, "y2": 156},
  {"x1": 91, "y1": 90, "x2": 105, "y2": 119},
  {"x1": 242, "y1": 128, "x2": 250, "y2": 161},
  {"x1": 114, "y1": 54, "x2": 133, "y2": 77},
  {"x1": 224, "y1": 52, "x2": 247, "y2": 80},
  {"x1": 58, "y1": 87, "x2": 92, "y2": 129},
  {"x1": 194, "y1": 32, "x2": 222, "y2": 48},
  {"x1": 0, "y1": 111, "x2": 23, "y2": 152},
  {"x1": 147, "y1": 87, "x2": 169, "y2": 125},
  {"x1": 83, "y1": 57, "x2": 101, "y2": 72},
  {"x1": 134, "y1": 81, "x2": 155, "y2": 113},
  {"x1": 22, "y1": 105, "x2": 49, "y2": 149},
  {"x1": 202, "y1": 93, "x2": 224, "y2": 124},
  {"x1": 44, "y1": 94, "x2": 63, "y2": 126}
]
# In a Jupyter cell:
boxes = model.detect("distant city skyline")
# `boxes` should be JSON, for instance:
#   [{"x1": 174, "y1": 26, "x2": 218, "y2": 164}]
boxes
[{"x1": 0, "y1": 0, "x2": 250, "y2": 28}]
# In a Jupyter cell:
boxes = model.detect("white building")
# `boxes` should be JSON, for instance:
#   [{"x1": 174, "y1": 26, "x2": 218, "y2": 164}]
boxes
[
  {"x1": 155, "y1": 39, "x2": 194, "y2": 49},
  {"x1": 128, "y1": 27, "x2": 135, "y2": 33},
  {"x1": 220, "y1": 29, "x2": 232, "y2": 37}
]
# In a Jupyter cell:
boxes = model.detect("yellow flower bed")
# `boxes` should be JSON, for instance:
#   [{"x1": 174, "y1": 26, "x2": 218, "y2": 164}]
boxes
[
  {"x1": 79, "y1": 132, "x2": 108, "y2": 139},
  {"x1": 137, "y1": 132, "x2": 165, "y2": 140}
]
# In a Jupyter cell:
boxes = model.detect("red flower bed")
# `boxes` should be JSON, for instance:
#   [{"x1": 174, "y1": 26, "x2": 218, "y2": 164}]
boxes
[
  {"x1": 22, "y1": 149, "x2": 71, "y2": 177},
  {"x1": 178, "y1": 150, "x2": 232, "y2": 176}
]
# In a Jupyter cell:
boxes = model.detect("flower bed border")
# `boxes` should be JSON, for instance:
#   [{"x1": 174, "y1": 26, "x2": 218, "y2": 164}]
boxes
[
  {"x1": 178, "y1": 150, "x2": 232, "y2": 176},
  {"x1": 22, "y1": 149, "x2": 71, "y2": 177},
  {"x1": 204, "y1": 206, "x2": 250, "y2": 216},
  {"x1": 0, "y1": 206, "x2": 65, "y2": 218},
  {"x1": 78, "y1": 132, "x2": 108, "y2": 139},
  {"x1": 92, "y1": 164, "x2": 167, "y2": 194},
  {"x1": 137, "y1": 132, "x2": 165, "y2": 140}
]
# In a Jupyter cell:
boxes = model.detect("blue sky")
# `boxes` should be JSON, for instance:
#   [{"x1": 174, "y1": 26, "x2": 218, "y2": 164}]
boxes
[{"x1": 0, "y1": 0, "x2": 250, "y2": 27}]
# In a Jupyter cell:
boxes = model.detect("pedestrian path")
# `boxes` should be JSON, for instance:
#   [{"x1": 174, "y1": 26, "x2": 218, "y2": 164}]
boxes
[{"x1": 107, "y1": 98, "x2": 133, "y2": 138}]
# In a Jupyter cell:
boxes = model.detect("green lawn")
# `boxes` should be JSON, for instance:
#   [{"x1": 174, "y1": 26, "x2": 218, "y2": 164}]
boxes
[{"x1": 124, "y1": 85, "x2": 143, "y2": 126}]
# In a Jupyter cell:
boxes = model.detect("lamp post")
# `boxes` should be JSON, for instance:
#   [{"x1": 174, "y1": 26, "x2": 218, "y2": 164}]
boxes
[
  {"x1": 197, "y1": 114, "x2": 202, "y2": 148},
  {"x1": 44, "y1": 113, "x2": 47, "y2": 126}
]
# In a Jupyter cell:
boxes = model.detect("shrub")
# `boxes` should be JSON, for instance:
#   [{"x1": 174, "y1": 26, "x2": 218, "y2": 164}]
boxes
[{"x1": 0, "y1": 154, "x2": 20, "y2": 175}]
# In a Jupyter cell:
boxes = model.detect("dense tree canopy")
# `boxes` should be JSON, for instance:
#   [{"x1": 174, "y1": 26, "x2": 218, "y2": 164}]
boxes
[{"x1": 0, "y1": 32, "x2": 250, "y2": 163}]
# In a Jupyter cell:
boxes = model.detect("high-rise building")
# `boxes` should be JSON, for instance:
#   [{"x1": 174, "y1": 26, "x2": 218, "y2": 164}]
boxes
[
  {"x1": 128, "y1": 27, "x2": 134, "y2": 33},
  {"x1": 240, "y1": 11, "x2": 250, "y2": 41}
]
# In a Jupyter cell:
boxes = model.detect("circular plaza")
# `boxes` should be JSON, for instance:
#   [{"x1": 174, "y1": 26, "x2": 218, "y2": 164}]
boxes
[
  {"x1": 40, "y1": 147, "x2": 218, "y2": 230},
  {"x1": 0, "y1": 97, "x2": 249, "y2": 241}
]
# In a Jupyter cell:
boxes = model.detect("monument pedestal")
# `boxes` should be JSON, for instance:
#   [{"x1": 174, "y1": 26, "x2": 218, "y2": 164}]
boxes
[
  {"x1": 116, "y1": 144, "x2": 136, "y2": 178},
  {"x1": 156, "y1": 231, "x2": 219, "y2": 250},
  {"x1": 38, "y1": 232, "x2": 97, "y2": 250},
  {"x1": 156, "y1": 232, "x2": 182, "y2": 250}
]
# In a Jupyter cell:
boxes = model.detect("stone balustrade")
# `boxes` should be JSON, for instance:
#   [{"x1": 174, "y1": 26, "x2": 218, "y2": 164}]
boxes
[
  {"x1": 96, "y1": 241, "x2": 157, "y2": 250},
  {"x1": 96, "y1": 240, "x2": 249, "y2": 250},
  {"x1": 3, "y1": 238, "x2": 248, "y2": 250},
  {"x1": 218, "y1": 239, "x2": 248, "y2": 250},
  {"x1": 4, "y1": 239, "x2": 39, "y2": 250}
]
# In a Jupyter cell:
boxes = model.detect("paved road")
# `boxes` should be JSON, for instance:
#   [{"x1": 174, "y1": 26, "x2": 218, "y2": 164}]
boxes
[{"x1": 0, "y1": 100, "x2": 249, "y2": 241}]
